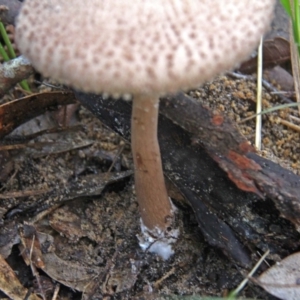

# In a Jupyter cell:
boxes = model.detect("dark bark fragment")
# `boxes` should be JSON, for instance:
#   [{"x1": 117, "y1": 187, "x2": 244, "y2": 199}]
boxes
[{"x1": 160, "y1": 93, "x2": 300, "y2": 230}]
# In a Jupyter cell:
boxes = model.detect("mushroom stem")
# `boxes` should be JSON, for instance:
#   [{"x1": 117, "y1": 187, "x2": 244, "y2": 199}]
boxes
[{"x1": 131, "y1": 95, "x2": 173, "y2": 232}]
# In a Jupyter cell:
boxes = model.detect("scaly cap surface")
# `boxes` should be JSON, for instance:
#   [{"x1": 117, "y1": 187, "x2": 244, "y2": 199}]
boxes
[{"x1": 16, "y1": 0, "x2": 275, "y2": 95}]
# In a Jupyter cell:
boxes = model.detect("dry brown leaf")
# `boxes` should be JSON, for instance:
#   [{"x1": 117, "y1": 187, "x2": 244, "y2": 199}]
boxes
[
  {"x1": 239, "y1": 37, "x2": 290, "y2": 74},
  {"x1": 36, "y1": 231, "x2": 101, "y2": 293},
  {"x1": 19, "y1": 223, "x2": 45, "y2": 269},
  {"x1": 49, "y1": 206, "x2": 97, "y2": 242},
  {"x1": 258, "y1": 252, "x2": 300, "y2": 300},
  {"x1": 263, "y1": 37, "x2": 291, "y2": 66},
  {"x1": 0, "y1": 91, "x2": 75, "y2": 138},
  {"x1": 264, "y1": 65, "x2": 294, "y2": 91},
  {"x1": 0, "y1": 254, "x2": 40, "y2": 300}
]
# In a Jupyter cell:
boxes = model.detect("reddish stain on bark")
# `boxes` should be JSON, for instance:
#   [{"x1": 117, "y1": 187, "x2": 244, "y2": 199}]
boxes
[
  {"x1": 211, "y1": 114, "x2": 224, "y2": 126},
  {"x1": 212, "y1": 152, "x2": 263, "y2": 197},
  {"x1": 227, "y1": 150, "x2": 261, "y2": 171},
  {"x1": 238, "y1": 141, "x2": 256, "y2": 154},
  {"x1": 227, "y1": 171, "x2": 262, "y2": 196}
]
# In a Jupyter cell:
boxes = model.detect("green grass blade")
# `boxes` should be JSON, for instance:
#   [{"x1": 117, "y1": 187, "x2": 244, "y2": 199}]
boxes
[
  {"x1": 0, "y1": 41, "x2": 9, "y2": 61},
  {"x1": 0, "y1": 22, "x2": 31, "y2": 92},
  {"x1": 280, "y1": 0, "x2": 292, "y2": 16},
  {"x1": 0, "y1": 22, "x2": 16, "y2": 59},
  {"x1": 20, "y1": 80, "x2": 30, "y2": 91},
  {"x1": 293, "y1": 0, "x2": 300, "y2": 45}
]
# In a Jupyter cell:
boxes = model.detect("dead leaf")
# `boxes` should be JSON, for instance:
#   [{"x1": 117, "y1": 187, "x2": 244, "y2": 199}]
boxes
[
  {"x1": 0, "y1": 91, "x2": 76, "y2": 138},
  {"x1": 0, "y1": 253, "x2": 40, "y2": 300},
  {"x1": 49, "y1": 206, "x2": 96, "y2": 242},
  {"x1": 239, "y1": 37, "x2": 290, "y2": 74},
  {"x1": 258, "y1": 252, "x2": 300, "y2": 300},
  {"x1": 0, "y1": 221, "x2": 20, "y2": 258},
  {"x1": 19, "y1": 223, "x2": 45, "y2": 269},
  {"x1": 36, "y1": 231, "x2": 101, "y2": 292},
  {"x1": 263, "y1": 37, "x2": 291, "y2": 66},
  {"x1": 264, "y1": 66, "x2": 294, "y2": 91}
]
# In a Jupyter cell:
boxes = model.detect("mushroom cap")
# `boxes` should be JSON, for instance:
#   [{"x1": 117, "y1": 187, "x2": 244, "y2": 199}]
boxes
[{"x1": 16, "y1": 0, "x2": 274, "y2": 96}]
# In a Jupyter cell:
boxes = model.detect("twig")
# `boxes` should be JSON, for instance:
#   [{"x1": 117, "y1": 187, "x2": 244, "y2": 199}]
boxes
[
  {"x1": 51, "y1": 284, "x2": 60, "y2": 300},
  {"x1": 29, "y1": 236, "x2": 46, "y2": 300},
  {"x1": 229, "y1": 249, "x2": 270, "y2": 298},
  {"x1": 255, "y1": 37, "x2": 263, "y2": 150},
  {"x1": 280, "y1": 118, "x2": 300, "y2": 132}
]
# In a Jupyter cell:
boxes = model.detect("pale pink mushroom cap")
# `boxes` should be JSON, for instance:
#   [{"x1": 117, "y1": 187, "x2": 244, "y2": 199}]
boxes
[{"x1": 16, "y1": 0, "x2": 274, "y2": 95}]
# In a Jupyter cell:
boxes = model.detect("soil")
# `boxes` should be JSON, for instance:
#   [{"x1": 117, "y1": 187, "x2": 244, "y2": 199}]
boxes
[
  {"x1": 0, "y1": 71, "x2": 297, "y2": 300},
  {"x1": 189, "y1": 74, "x2": 300, "y2": 175}
]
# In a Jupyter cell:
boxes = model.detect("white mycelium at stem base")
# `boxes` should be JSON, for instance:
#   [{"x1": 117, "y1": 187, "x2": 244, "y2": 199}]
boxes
[{"x1": 16, "y1": 0, "x2": 275, "y2": 259}]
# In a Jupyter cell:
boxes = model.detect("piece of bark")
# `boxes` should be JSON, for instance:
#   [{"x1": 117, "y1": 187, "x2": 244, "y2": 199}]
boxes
[
  {"x1": 160, "y1": 93, "x2": 300, "y2": 231},
  {"x1": 75, "y1": 91, "x2": 300, "y2": 268}
]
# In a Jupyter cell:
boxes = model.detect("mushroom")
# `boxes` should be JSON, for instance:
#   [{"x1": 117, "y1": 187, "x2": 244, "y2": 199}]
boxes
[{"x1": 15, "y1": 0, "x2": 274, "y2": 259}]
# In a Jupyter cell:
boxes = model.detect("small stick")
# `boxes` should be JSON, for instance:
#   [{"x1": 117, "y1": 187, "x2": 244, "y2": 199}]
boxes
[{"x1": 255, "y1": 37, "x2": 263, "y2": 150}]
